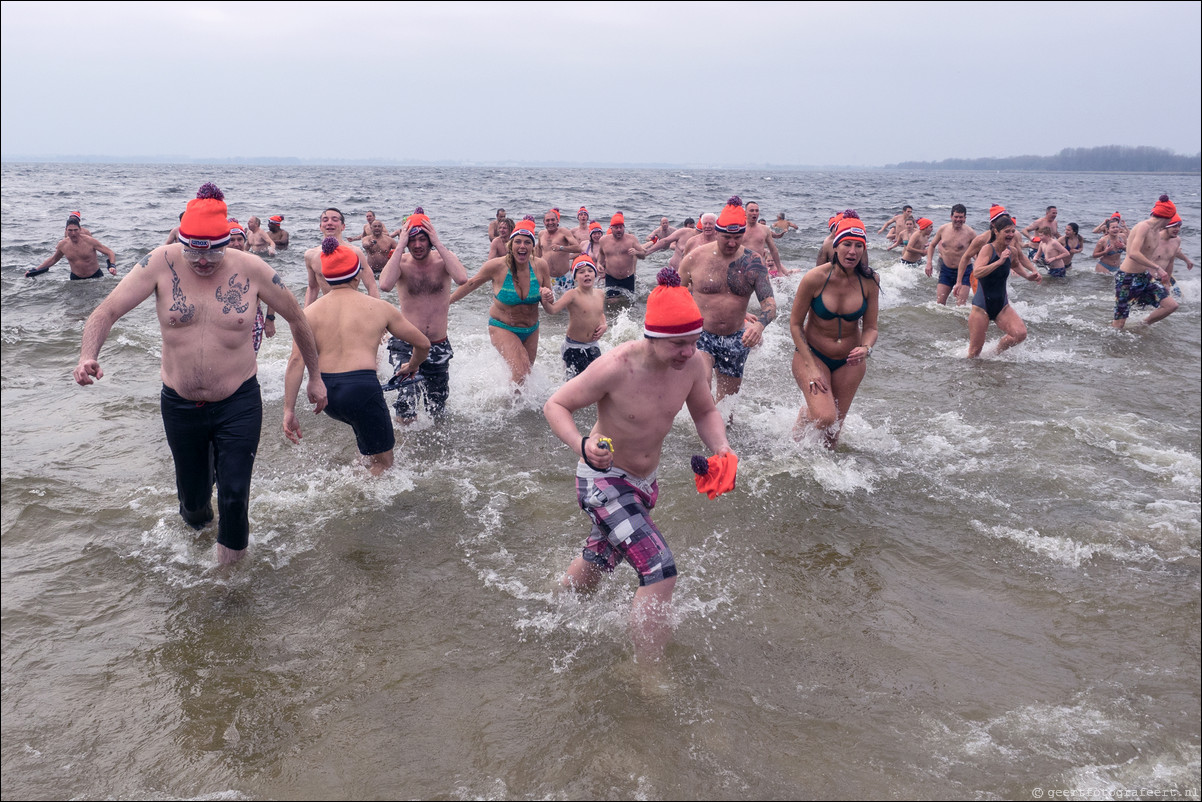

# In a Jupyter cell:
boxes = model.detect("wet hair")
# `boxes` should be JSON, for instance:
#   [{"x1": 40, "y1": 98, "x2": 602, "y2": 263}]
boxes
[
  {"x1": 497, "y1": 218, "x2": 514, "y2": 235},
  {"x1": 323, "y1": 207, "x2": 345, "y2": 224},
  {"x1": 951, "y1": 203, "x2": 967, "y2": 216},
  {"x1": 683, "y1": 217, "x2": 696, "y2": 228},
  {"x1": 903, "y1": 205, "x2": 913, "y2": 212},
  {"x1": 988, "y1": 214, "x2": 1015, "y2": 242},
  {"x1": 1065, "y1": 223, "x2": 1079, "y2": 236},
  {"x1": 1046, "y1": 206, "x2": 1057, "y2": 213}
]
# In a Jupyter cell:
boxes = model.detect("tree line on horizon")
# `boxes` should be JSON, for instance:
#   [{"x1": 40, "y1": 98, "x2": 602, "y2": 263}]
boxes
[{"x1": 889, "y1": 145, "x2": 1200, "y2": 173}]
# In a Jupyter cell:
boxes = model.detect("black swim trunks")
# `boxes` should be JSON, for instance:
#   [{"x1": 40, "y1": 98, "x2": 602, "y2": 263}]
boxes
[
  {"x1": 604, "y1": 273, "x2": 636, "y2": 300},
  {"x1": 323, "y1": 369, "x2": 395, "y2": 455}
]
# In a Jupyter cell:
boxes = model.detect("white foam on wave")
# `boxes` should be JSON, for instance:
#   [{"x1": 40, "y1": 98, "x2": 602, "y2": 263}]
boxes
[
  {"x1": 1067, "y1": 414, "x2": 1201, "y2": 495},
  {"x1": 917, "y1": 693, "x2": 1201, "y2": 796},
  {"x1": 971, "y1": 520, "x2": 1164, "y2": 568},
  {"x1": 875, "y1": 261, "x2": 923, "y2": 301}
]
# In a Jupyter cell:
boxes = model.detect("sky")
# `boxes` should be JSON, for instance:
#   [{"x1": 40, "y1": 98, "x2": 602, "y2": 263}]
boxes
[{"x1": 2, "y1": 1, "x2": 1200, "y2": 167}]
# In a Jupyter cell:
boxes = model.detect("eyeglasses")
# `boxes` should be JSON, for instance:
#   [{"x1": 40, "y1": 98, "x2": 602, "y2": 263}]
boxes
[{"x1": 182, "y1": 246, "x2": 227, "y2": 262}]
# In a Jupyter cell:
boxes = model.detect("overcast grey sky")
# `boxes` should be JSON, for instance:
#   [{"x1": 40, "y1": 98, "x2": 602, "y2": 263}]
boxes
[{"x1": 2, "y1": 1, "x2": 1199, "y2": 166}]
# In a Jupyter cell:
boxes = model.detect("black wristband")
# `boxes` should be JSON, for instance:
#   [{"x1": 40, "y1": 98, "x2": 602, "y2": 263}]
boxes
[
  {"x1": 265, "y1": 314, "x2": 276, "y2": 320},
  {"x1": 581, "y1": 436, "x2": 602, "y2": 471},
  {"x1": 26, "y1": 266, "x2": 49, "y2": 277}
]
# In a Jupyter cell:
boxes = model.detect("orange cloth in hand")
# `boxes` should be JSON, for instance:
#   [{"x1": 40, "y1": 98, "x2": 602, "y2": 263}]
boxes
[{"x1": 693, "y1": 452, "x2": 738, "y2": 499}]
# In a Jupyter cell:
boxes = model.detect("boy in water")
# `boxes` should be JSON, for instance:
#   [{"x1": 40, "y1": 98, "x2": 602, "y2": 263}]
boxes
[
  {"x1": 543, "y1": 268, "x2": 733, "y2": 663},
  {"x1": 541, "y1": 255, "x2": 608, "y2": 379}
]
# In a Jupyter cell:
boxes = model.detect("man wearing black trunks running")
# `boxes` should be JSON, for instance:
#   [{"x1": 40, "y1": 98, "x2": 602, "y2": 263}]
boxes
[
  {"x1": 27, "y1": 215, "x2": 118, "y2": 279},
  {"x1": 283, "y1": 238, "x2": 429, "y2": 475}
]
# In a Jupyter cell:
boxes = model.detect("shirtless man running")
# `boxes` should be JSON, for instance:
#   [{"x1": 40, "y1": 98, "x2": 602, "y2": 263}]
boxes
[
  {"x1": 347, "y1": 210, "x2": 377, "y2": 242},
  {"x1": 568, "y1": 207, "x2": 592, "y2": 244},
  {"x1": 679, "y1": 197, "x2": 777, "y2": 401},
  {"x1": 1022, "y1": 206, "x2": 1059, "y2": 240},
  {"x1": 379, "y1": 208, "x2": 469, "y2": 422},
  {"x1": 926, "y1": 204, "x2": 976, "y2": 305},
  {"x1": 488, "y1": 208, "x2": 508, "y2": 241},
  {"x1": 73, "y1": 183, "x2": 326, "y2": 566},
  {"x1": 360, "y1": 219, "x2": 397, "y2": 277},
  {"x1": 27, "y1": 214, "x2": 118, "y2": 279},
  {"x1": 245, "y1": 216, "x2": 276, "y2": 256},
  {"x1": 743, "y1": 201, "x2": 786, "y2": 271},
  {"x1": 544, "y1": 268, "x2": 732, "y2": 663},
  {"x1": 283, "y1": 237, "x2": 429, "y2": 475},
  {"x1": 644, "y1": 217, "x2": 674, "y2": 246},
  {"x1": 597, "y1": 212, "x2": 647, "y2": 303},
  {"x1": 304, "y1": 208, "x2": 379, "y2": 305},
  {"x1": 1152, "y1": 214, "x2": 1193, "y2": 298},
  {"x1": 1112, "y1": 195, "x2": 1180, "y2": 330},
  {"x1": 643, "y1": 218, "x2": 699, "y2": 272},
  {"x1": 538, "y1": 208, "x2": 581, "y2": 296},
  {"x1": 680, "y1": 213, "x2": 718, "y2": 259},
  {"x1": 772, "y1": 212, "x2": 799, "y2": 237},
  {"x1": 878, "y1": 205, "x2": 914, "y2": 245}
]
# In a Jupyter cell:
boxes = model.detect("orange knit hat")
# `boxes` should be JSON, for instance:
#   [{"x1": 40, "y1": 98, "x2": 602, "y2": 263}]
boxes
[
  {"x1": 832, "y1": 212, "x2": 867, "y2": 246},
  {"x1": 916, "y1": 217, "x2": 934, "y2": 230},
  {"x1": 644, "y1": 268, "x2": 703, "y2": 338},
  {"x1": 510, "y1": 217, "x2": 537, "y2": 240},
  {"x1": 989, "y1": 204, "x2": 1007, "y2": 222},
  {"x1": 407, "y1": 207, "x2": 431, "y2": 237},
  {"x1": 827, "y1": 213, "x2": 844, "y2": 233},
  {"x1": 610, "y1": 212, "x2": 625, "y2": 227},
  {"x1": 320, "y1": 237, "x2": 361, "y2": 284},
  {"x1": 716, "y1": 196, "x2": 747, "y2": 233},
  {"x1": 178, "y1": 183, "x2": 231, "y2": 248},
  {"x1": 1152, "y1": 195, "x2": 1176, "y2": 219},
  {"x1": 572, "y1": 254, "x2": 598, "y2": 275}
]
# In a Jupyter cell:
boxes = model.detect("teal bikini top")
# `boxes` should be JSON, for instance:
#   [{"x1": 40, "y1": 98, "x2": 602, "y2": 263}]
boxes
[
  {"x1": 811, "y1": 268, "x2": 868, "y2": 322},
  {"x1": 497, "y1": 264, "x2": 541, "y2": 306}
]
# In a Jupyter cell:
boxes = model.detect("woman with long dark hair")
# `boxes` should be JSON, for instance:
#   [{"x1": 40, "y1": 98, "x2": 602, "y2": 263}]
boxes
[
  {"x1": 790, "y1": 213, "x2": 880, "y2": 448},
  {"x1": 967, "y1": 213, "x2": 1042, "y2": 358}
]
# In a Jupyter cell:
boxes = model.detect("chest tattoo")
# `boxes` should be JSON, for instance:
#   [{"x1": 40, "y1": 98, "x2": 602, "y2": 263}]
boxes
[
  {"x1": 166, "y1": 259, "x2": 195, "y2": 323},
  {"x1": 727, "y1": 251, "x2": 771, "y2": 300},
  {"x1": 216, "y1": 274, "x2": 251, "y2": 314}
]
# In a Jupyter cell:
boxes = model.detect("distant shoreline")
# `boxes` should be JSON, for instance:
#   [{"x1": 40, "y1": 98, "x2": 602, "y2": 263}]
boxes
[{"x1": 1, "y1": 158, "x2": 1197, "y2": 175}]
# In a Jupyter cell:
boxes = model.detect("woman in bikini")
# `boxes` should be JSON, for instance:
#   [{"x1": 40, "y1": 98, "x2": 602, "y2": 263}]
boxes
[
  {"x1": 1059, "y1": 222, "x2": 1084, "y2": 269},
  {"x1": 450, "y1": 216, "x2": 552, "y2": 385},
  {"x1": 1092, "y1": 219, "x2": 1126, "y2": 274},
  {"x1": 967, "y1": 213, "x2": 1042, "y2": 358},
  {"x1": 790, "y1": 213, "x2": 880, "y2": 449}
]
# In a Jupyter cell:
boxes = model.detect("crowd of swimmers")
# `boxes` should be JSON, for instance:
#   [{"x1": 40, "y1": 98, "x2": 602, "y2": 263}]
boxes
[{"x1": 30, "y1": 184, "x2": 1191, "y2": 661}]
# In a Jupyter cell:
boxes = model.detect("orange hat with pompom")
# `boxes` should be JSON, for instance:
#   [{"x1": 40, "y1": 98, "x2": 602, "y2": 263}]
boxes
[
  {"x1": 644, "y1": 268, "x2": 703, "y2": 338},
  {"x1": 178, "y1": 183, "x2": 231, "y2": 248},
  {"x1": 320, "y1": 237, "x2": 361, "y2": 284}
]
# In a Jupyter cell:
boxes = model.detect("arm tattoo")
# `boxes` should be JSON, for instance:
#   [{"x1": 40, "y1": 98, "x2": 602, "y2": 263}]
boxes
[
  {"x1": 137, "y1": 253, "x2": 151, "y2": 269},
  {"x1": 165, "y1": 259, "x2": 195, "y2": 323},
  {"x1": 271, "y1": 273, "x2": 285, "y2": 289},
  {"x1": 216, "y1": 274, "x2": 251, "y2": 314},
  {"x1": 726, "y1": 251, "x2": 776, "y2": 326}
]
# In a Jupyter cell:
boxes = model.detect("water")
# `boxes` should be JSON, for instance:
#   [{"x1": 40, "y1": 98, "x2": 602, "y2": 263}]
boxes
[{"x1": 2, "y1": 164, "x2": 1200, "y2": 800}]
